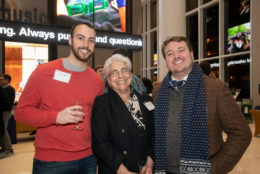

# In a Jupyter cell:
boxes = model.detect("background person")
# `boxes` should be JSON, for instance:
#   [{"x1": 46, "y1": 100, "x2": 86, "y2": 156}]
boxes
[
  {"x1": 0, "y1": 74, "x2": 15, "y2": 158},
  {"x1": 0, "y1": 86, "x2": 10, "y2": 150},
  {"x1": 15, "y1": 23, "x2": 104, "y2": 174},
  {"x1": 95, "y1": 65, "x2": 104, "y2": 77},
  {"x1": 141, "y1": 77, "x2": 153, "y2": 95},
  {"x1": 92, "y1": 54, "x2": 154, "y2": 174},
  {"x1": 153, "y1": 36, "x2": 251, "y2": 174},
  {"x1": 199, "y1": 61, "x2": 211, "y2": 76}
]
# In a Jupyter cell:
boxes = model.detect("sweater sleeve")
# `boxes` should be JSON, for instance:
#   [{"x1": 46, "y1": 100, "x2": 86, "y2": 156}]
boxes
[
  {"x1": 14, "y1": 67, "x2": 58, "y2": 128},
  {"x1": 210, "y1": 80, "x2": 252, "y2": 174}
]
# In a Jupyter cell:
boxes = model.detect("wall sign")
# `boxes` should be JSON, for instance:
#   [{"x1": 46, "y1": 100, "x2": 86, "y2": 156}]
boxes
[{"x1": 0, "y1": 21, "x2": 142, "y2": 50}]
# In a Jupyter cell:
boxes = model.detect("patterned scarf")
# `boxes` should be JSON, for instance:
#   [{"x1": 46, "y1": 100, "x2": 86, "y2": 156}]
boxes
[
  {"x1": 127, "y1": 92, "x2": 146, "y2": 130},
  {"x1": 154, "y1": 63, "x2": 211, "y2": 174}
]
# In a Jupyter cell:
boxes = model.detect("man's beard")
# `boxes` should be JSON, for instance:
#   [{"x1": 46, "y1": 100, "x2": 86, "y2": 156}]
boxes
[{"x1": 72, "y1": 46, "x2": 94, "y2": 63}]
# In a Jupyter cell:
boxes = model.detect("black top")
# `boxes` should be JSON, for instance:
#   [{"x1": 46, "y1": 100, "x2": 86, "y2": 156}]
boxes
[
  {"x1": 0, "y1": 86, "x2": 9, "y2": 136},
  {"x1": 91, "y1": 89, "x2": 154, "y2": 174},
  {"x1": 3, "y1": 85, "x2": 15, "y2": 111}
]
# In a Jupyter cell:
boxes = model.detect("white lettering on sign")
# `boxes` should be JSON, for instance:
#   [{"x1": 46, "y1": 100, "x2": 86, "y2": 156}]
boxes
[
  {"x1": 96, "y1": 36, "x2": 107, "y2": 43},
  {"x1": 227, "y1": 58, "x2": 251, "y2": 66},
  {"x1": 0, "y1": 24, "x2": 142, "y2": 49},
  {"x1": 109, "y1": 38, "x2": 142, "y2": 46},
  {"x1": 19, "y1": 27, "x2": 55, "y2": 40},
  {"x1": 0, "y1": 27, "x2": 16, "y2": 37},
  {"x1": 58, "y1": 33, "x2": 70, "y2": 41}
]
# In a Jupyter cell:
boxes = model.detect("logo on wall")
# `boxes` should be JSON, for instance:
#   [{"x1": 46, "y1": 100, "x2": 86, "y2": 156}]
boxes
[{"x1": 1, "y1": 7, "x2": 48, "y2": 25}]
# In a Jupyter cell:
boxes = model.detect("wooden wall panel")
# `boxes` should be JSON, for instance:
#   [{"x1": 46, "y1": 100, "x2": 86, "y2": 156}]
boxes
[{"x1": 5, "y1": 47, "x2": 22, "y2": 94}]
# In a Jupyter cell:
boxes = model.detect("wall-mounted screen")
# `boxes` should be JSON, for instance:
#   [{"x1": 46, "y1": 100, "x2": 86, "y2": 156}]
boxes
[
  {"x1": 228, "y1": 0, "x2": 250, "y2": 28},
  {"x1": 56, "y1": 0, "x2": 126, "y2": 32},
  {"x1": 227, "y1": 22, "x2": 250, "y2": 54}
]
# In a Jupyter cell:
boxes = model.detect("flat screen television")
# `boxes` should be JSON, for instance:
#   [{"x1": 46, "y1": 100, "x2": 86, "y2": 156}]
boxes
[
  {"x1": 227, "y1": 22, "x2": 250, "y2": 54},
  {"x1": 56, "y1": 0, "x2": 126, "y2": 32}
]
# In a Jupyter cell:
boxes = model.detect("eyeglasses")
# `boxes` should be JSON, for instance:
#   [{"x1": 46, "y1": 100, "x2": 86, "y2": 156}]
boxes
[{"x1": 109, "y1": 68, "x2": 130, "y2": 77}]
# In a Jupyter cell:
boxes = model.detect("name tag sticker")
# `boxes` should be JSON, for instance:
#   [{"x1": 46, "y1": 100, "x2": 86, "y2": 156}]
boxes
[
  {"x1": 53, "y1": 70, "x2": 71, "y2": 83},
  {"x1": 144, "y1": 101, "x2": 155, "y2": 111}
]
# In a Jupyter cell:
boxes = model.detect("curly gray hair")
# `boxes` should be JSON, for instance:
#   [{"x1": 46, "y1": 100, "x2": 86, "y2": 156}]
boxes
[{"x1": 103, "y1": 54, "x2": 132, "y2": 77}]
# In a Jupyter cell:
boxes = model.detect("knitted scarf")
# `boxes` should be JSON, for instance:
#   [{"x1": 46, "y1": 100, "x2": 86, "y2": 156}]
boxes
[{"x1": 154, "y1": 63, "x2": 211, "y2": 174}]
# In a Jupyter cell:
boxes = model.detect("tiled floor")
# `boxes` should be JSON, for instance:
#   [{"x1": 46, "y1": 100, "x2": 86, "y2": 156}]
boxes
[
  {"x1": 0, "y1": 124, "x2": 259, "y2": 174},
  {"x1": 0, "y1": 133, "x2": 35, "y2": 174},
  {"x1": 229, "y1": 124, "x2": 260, "y2": 174}
]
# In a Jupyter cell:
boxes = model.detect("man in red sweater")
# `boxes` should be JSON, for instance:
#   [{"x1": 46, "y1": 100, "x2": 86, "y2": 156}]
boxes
[{"x1": 15, "y1": 22, "x2": 104, "y2": 174}]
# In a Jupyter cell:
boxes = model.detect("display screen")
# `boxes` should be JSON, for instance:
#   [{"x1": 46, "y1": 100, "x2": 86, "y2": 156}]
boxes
[
  {"x1": 227, "y1": 22, "x2": 250, "y2": 54},
  {"x1": 56, "y1": 0, "x2": 126, "y2": 32}
]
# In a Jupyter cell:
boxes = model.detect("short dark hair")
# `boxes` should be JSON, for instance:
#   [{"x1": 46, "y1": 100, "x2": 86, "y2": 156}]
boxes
[
  {"x1": 1, "y1": 74, "x2": 11, "y2": 83},
  {"x1": 70, "y1": 22, "x2": 95, "y2": 38},
  {"x1": 199, "y1": 61, "x2": 211, "y2": 76},
  {"x1": 161, "y1": 36, "x2": 193, "y2": 59},
  {"x1": 141, "y1": 77, "x2": 153, "y2": 94},
  {"x1": 95, "y1": 65, "x2": 104, "y2": 72}
]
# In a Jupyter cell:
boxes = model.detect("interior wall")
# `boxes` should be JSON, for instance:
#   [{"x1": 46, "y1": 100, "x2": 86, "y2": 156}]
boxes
[
  {"x1": 252, "y1": 0, "x2": 260, "y2": 107},
  {"x1": 57, "y1": 45, "x2": 70, "y2": 59},
  {"x1": 132, "y1": 0, "x2": 142, "y2": 35},
  {"x1": 132, "y1": 51, "x2": 142, "y2": 76},
  {"x1": 5, "y1": 46, "x2": 22, "y2": 92},
  {"x1": 132, "y1": 0, "x2": 142, "y2": 76},
  {"x1": 94, "y1": 48, "x2": 114, "y2": 68},
  {"x1": 0, "y1": 41, "x2": 2, "y2": 73}
]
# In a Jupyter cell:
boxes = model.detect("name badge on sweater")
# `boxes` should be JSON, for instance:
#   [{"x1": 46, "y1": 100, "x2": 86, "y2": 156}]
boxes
[
  {"x1": 144, "y1": 101, "x2": 155, "y2": 111},
  {"x1": 53, "y1": 70, "x2": 71, "y2": 83}
]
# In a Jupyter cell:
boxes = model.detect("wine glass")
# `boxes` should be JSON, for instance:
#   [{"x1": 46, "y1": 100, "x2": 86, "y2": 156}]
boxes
[{"x1": 71, "y1": 101, "x2": 84, "y2": 131}]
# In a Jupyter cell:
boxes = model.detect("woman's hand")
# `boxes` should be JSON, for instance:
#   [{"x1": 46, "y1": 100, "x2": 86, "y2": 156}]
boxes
[{"x1": 144, "y1": 156, "x2": 154, "y2": 174}]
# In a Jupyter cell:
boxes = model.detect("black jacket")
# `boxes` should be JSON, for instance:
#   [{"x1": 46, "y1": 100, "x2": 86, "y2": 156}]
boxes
[
  {"x1": 3, "y1": 85, "x2": 15, "y2": 111},
  {"x1": 91, "y1": 89, "x2": 154, "y2": 174},
  {"x1": 0, "y1": 86, "x2": 9, "y2": 136}
]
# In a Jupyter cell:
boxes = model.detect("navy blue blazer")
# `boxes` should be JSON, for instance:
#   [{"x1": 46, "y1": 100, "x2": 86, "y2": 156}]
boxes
[{"x1": 91, "y1": 89, "x2": 154, "y2": 174}]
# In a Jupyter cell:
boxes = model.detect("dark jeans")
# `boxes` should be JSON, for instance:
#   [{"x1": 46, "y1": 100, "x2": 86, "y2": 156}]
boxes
[{"x1": 33, "y1": 155, "x2": 97, "y2": 174}]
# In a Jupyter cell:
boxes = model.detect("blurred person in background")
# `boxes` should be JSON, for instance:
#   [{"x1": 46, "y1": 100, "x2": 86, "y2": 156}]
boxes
[
  {"x1": 0, "y1": 74, "x2": 15, "y2": 158},
  {"x1": 141, "y1": 77, "x2": 153, "y2": 96},
  {"x1": 95, "y1": 65, "x2": 104, "y2": 77}
]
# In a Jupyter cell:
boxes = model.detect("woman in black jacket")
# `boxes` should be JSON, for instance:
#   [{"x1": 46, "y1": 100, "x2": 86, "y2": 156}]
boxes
[{"x1": 92, "y1": 54, "x2": 154, "y2": 174}]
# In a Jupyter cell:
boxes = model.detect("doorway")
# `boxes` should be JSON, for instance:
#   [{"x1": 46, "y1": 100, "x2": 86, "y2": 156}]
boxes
[{"x1": 4, "y1": 41, "x2": 48, "y2": 102}]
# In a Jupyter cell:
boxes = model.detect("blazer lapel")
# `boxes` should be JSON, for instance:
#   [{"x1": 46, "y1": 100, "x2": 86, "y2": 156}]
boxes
[{"x1": 108, "y1": 90, "x2": 135, "y2": 132}]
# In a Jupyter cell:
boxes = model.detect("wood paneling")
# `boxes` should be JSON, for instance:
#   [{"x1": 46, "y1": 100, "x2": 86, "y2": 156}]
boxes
[{"x1": 5, "y1": 47, "x2": 22, "y2": 94}]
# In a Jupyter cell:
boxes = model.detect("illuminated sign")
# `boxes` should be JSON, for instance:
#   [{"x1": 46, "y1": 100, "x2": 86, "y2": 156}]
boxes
[
  {"x1": 0, "y1": 21, "x2": 142, "y2": 50},
  {"x1": 227, "y1": 58, "x2": 251, "y2": 66}
]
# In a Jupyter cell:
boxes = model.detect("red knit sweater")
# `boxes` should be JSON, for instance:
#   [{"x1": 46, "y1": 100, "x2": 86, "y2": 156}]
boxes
[{"x1": 15, "y1": 58, "x2": 104, "y2": 161}]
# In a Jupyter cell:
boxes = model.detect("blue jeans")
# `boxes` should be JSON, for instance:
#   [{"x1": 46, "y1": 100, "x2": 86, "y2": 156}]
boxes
[{"x1": 33, "y1": 155, "x2": 97, "y2": 174}]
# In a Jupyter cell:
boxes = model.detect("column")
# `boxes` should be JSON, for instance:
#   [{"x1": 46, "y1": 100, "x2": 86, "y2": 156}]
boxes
[{"x1": 157, "y1": 0, "x2": 186, "y2": 81}]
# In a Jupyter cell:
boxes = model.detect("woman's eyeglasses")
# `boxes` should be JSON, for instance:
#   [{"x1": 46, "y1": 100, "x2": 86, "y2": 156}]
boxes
[{"x1": 109, "y1": 68, "x2": 129, "y2": 77}]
